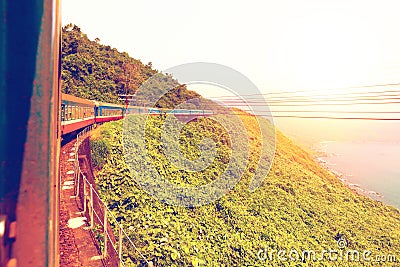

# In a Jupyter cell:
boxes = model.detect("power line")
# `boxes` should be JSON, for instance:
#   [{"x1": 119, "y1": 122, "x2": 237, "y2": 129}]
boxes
[
  {"x1": 216, "y1": 112, "x2": 400, "y2": 120},
  {"x1": 265, "y1": 82, "x2": 400, "y2": 96},
  {"x1": 218, "y1": 100, "x2": 400, "y2": 106},
  {"x1": 211, "y1": 92, "x2": 400, "y2": 102},
  {"x1": 242, "y1": 110, "x2": 400, "y2": 114},
  {"x1": 216, "y1": 96, "x2": 400, "y2": 104},
  {"x1": 213, "y1": 91, "x2": 400, "y2": 102},
  {"x1": 262, "y1": 115, "x2": 400, "y2": 121},
  {"x1": 208, "y1": 82, "x2": 400, "y2": 99},
  {"x1": 211, "y1": 91, "x2": 400, "y2": 101}
]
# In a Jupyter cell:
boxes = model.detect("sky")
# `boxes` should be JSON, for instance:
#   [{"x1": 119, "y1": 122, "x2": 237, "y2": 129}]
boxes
[
  {"x1": 62, "y1": 0, "x2": 400, "y2": 142},
  {"x1": 62, "y1": 0, "x2": 400, "y2": 94}
]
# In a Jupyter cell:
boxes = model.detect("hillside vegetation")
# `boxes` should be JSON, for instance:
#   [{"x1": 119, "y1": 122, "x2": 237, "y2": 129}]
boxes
[
  {"x1": 61, "y1": 24, "x2": 202, "y2": 107},
  {"x1": 90, "y1": 115, "x2": 400, "y2": 266}
]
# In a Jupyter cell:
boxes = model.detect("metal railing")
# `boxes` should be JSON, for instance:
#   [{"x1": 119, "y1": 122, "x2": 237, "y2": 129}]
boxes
[{"x1": 72, "y1": 126, "x2": 153, "y2": 267}]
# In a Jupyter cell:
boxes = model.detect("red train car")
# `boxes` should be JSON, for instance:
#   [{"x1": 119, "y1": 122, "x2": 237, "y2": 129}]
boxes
[{"x1": 61, "y1": 94, "x2": 124, "y2": 136}]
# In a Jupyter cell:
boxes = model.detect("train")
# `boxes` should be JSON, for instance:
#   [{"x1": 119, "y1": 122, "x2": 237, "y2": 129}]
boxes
[
  {"x1": 1, "y1": 0, "x2": 62, "y2": 266},
  {"x1": 61, "y1": 93, "x2": 125, "y2": 135},
  {"x1": 0, "y1": 0, "x2": 216, "y2": 265},
  {"x1": 61, "y1": 93, "x2": 213, "y2": 135}
]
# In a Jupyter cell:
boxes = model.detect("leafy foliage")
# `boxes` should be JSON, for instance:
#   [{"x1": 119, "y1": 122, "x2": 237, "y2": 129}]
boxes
[
  {"x1": 90, "y1": 128, "x2": 110, "y2": 169},
  {"x1": 91, "y1": 116, "x2": 400, "y2": 266},
  {"x1": 61, "y1": 24, "x2": 203, "y2": 106}
]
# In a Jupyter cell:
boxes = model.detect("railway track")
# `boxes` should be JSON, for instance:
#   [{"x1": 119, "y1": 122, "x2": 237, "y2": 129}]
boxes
[{"x1": 59, "y1": 137, "x2": 104, "y2": 267}]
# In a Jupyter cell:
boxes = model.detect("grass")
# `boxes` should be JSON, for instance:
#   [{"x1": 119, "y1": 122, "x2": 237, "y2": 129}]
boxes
[{"x1": 90, "y1": 114, "x2": 400, "y2": 266}]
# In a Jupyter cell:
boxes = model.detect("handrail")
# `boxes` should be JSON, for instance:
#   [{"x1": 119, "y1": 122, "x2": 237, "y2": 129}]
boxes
[{"x1": 72, "y1": 125, "x2": 153, "y2": 267}]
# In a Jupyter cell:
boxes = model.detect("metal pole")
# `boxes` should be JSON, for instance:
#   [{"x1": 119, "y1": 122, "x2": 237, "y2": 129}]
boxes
[
  {"x1": 73, "y1": 163, "x2": 77, "y2": 196},
  {"x1": 118, "y1": 224, "x2": 123, "y2": 266},
  {"x1": 90, "y1": 185, "x2": 94, "y2": 227},
  {"x1": 103, "y1": 206, "x2": 108, "y2": 258},
  {"x1": 83, "y1": 178, "x2": 87, "y2": 214},
  {"x1": 75, "y1": 170, "x2": 80, "y2": 199}
]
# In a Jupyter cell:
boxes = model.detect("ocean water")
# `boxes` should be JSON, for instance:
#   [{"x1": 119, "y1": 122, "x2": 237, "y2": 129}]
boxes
[{"x1": 317, "y1": 141, "x2": 400, "y2": 208}]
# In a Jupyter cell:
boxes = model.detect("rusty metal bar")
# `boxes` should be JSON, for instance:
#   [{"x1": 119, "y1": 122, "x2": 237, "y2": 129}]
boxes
[
  {"x1": 74, "y1": 169, "x2": 80, "y2": 199},
  {"x1": 103, "y1": 206, "x2": 108, "y2": 258},
  {"x1": 89, "y1": 184, "x2": 94, "y2": 228},
  {"x1": 83, "y1": 177, "x2": 87, "y2": 214}
]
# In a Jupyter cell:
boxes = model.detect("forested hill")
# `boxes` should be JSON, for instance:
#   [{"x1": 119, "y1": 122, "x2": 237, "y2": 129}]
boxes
[{"x1": 61, "y1": 24, "x2": 201, "y2": 106}]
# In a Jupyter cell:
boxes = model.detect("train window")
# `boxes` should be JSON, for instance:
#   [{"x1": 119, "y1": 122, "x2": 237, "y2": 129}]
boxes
[
  {"x1": 68, "y1": 106, "x2": 72, "y2": 121},
  {"x1": 61, "y1": 103, "x2": 99, "y2": 121},
  {"x1": 61, "y1": 104, "x2": 65, "y2": 121},
  {"x1": 106, "y1": 108, "x2": 121, "y2": 116},
  {"x1": 65, "y1": 105, "x2": 68, "y2": 120}
]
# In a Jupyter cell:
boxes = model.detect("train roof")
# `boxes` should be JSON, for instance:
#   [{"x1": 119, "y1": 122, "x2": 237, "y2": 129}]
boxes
[
  {"x1": 62, "y1": 93, "x2": 141, "y2": 108},
  {"x1": 62, "y1": 93, "x2": 95, "y2": 106},
  {"x1": 97, "y1": 101, "x2": 125, "y2": 108}
]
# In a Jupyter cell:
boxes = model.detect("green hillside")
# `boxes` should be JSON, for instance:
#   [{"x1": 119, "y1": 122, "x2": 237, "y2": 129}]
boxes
[
  {"x1": 90, "y1": 116, "x2": 400, "y2": 266},
  {"x1": 63, "y1": 23, "x2": 400, "y2": 267},
  {"x1": 61, "y1": 24, "x2": 202, "y2": 107}
]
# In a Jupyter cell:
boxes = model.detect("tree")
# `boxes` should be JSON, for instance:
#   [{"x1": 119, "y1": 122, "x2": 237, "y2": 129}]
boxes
[{"x1": 61, "y1": 24, "x2": 207, "y2": 107}]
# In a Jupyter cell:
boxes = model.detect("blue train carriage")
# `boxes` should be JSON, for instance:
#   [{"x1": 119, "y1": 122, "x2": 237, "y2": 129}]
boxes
[
  {"x1": 148, "y1": 107, "x2": 183, "y2": 116},
  {"x1": 61, "y1": 93, "x2": 96, "y2": 135},
  {"x1": 148, "y1": 107, "x2": 163, "y2": 116},
  {"x1": 95, "y1": 101, "x2": 125, "y2": 123},
  {"x1": 125, "y1": 106, "x2": 144, "y2": 115},
  {"x1": 172, "y1": 108, "x2": 204, "y2": 116}
]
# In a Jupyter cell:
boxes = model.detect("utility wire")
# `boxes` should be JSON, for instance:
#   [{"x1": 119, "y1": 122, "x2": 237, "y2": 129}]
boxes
[
  {"x1": 211, "y1": 93, "x2": 400, "y2": 103},
  {"x1": 218, "y1": 100, "x2": 400, "y2": 106},
  {"x1": 239, "y1": 110, "x2": 400, "y2": 114},
  {"x1": 215, "y1": 112, "x2": 400, "y2": 120},
  {"x1": 208, "y1": 82, "x2": 400, "y2": 99},
  {"x1": 216, "y1": 97, "x2": 400, "y2": 104},
  {"x1": 211, "y1": 91, "x2": 400, "y2": 101}
]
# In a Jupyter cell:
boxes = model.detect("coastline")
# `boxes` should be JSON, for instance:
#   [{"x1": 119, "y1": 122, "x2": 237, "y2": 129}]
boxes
[
  {"x1": 310, "y1": 140, "x2": 400, "y2": 212},
  {"x1": 295, "y1": 139, "x2": 380, "y2": 200},
  {"x1": 313, "y1": 154, "x2": 385, "y2": 201}
]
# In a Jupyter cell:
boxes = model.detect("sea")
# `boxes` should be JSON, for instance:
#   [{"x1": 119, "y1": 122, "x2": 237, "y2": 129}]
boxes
[{"x1": 316, "y1": 141, "x2": 400, "y2": 209}]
